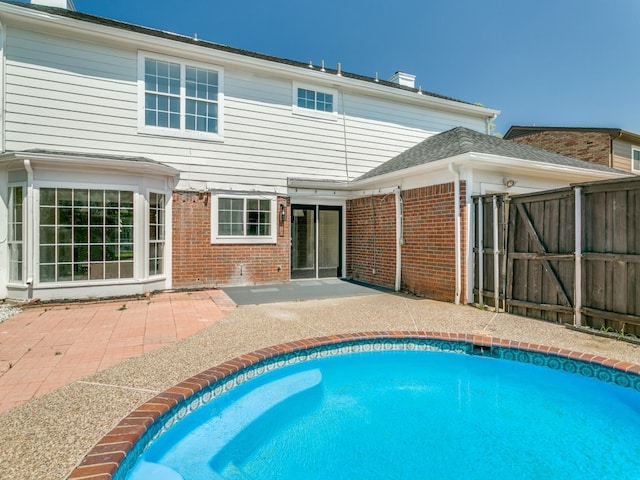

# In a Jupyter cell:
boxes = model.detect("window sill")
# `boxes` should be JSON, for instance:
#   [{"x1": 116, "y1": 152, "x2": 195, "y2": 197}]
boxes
[
  {"x1": 211, "y1": 236, "x2": 277, "y2": 245},
  {"x1": 292, "y1": 106, "x2": 338, "y2": 122},
  {"x1": 138, "y1": 125, "x2": 224, "y2": 143}
]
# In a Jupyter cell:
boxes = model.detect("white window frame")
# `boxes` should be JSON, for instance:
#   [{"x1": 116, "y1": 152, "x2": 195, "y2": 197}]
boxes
[
  {"x1": 148, "y1": 189, "x2": 166, "y2": 277},
  {"x1": 632, "y1": 146, "x2": 640, "y2": 173},
  {"x1": 8, "y1": 183, "x2": 25, "y2": 284},
  {"x1": 211, "y1": 194, "x2": 277, "y2": 244},
  {"x1": 137, "y1": 51, "x2": 224, "y2": 141},
  {"x1": 35, "y1": 183, "x2": 138, "y2": 285},
  {"x1": 292, "y1": 81, "x2": 338, "y2": 120}
]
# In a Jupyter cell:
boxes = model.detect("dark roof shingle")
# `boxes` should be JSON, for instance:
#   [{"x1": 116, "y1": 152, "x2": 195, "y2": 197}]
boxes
[{"x1": 357, "y1": 127, "x2": 623, "y2": 181}]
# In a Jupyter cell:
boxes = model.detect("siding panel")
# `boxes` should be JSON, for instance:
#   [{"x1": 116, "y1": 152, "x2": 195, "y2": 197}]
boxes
[{"x1": 5, "y1": 25, "x2": 489, "y2": 189}]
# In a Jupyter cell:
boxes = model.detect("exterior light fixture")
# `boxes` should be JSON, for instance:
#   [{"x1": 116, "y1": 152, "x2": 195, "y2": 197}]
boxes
[
  {"x1": 280, "y1": 203, "x2": 286, "y2": 223},
  {"x1": 503, "y1": 178, "x2": 517, "y2": 188}
]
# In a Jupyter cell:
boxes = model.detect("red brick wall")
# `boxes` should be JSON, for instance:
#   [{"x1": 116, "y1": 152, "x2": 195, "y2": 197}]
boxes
[
  {"x1": 346, "y1": 182, "x2": 467, "y2": 303},
  {"x1": 510, "y1": 131, "x2": 611, "y2": 167},
  {"x1": 172, "y1": 192, "x2": 290, "y2": 287},
  {"x1": 401, "y1": 182, "x2": 466, "y2": 302},
  {"x1": 346, "y1": 194, "x2": 397, "y2": 289}
]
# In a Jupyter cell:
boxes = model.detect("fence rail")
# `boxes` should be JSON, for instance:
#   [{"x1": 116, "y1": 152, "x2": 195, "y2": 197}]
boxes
[{"x1": 472, "y1": 177, "x2": 640, "y2": 336}]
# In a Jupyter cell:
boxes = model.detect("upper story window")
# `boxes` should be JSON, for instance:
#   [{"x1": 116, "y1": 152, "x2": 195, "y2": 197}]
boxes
[
  {"x1": 632, "y1": 147, "x2": 640, "y2": 173},
  {"x1": 292, "y1": 82, "x2": 338, "y2": 119},
  {"x1": 297, "y1": 88, "x2": 333, "y2": 112},
  {"x1": 139, "y1": 52, "x2": 223, "y2": 140},
  {"x1": 211, "y1": 195, "x2": 277, "y2": 244}
]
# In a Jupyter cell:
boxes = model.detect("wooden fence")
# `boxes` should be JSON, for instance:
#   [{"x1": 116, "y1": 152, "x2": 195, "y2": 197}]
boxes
[{"x1": 472, "y1": 177, "x2": 640, "y2": 336}]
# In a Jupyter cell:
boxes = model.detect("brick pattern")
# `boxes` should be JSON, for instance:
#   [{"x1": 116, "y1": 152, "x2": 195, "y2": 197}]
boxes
[
  {"x1": 67, "y1": 331, "x2": 640, "y2": 479},
  {"x1": 346, "y1": 194, "x2": 397, "y2": 288},
  {"x1": 509, "y1": 131, "x2": 611, "y2": 167},
  {"x1": 402, "y1": 183, "x2": 466, "y2": 302},
  {"x1": 172, "y1": 192, "x2": 290, "y2": 287},
  {"x1": 347, "y1": 183, "x2": 467, "y2": 302}
]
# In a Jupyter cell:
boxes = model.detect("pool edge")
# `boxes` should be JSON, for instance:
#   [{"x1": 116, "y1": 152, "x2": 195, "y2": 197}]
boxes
[{"x1": 66, "y1": 331, "x2": 640, "y2": 479}]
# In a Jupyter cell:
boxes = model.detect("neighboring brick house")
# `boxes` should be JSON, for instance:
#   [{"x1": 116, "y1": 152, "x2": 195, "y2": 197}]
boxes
[
  {"x1": 0, "y1": 0, "x2": 629, "y2": 304},
  {"x1": 504, "y1": 126, "x2": 640, "y2": 174}
]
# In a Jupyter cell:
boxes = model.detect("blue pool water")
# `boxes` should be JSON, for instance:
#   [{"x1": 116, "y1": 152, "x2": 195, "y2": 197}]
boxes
[{"x1": 126, "y1": 350, "x2": 640, "y2": 480}]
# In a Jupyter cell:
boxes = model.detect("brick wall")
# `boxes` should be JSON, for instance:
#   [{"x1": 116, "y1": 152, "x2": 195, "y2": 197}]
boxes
[
  {"x1": 509, "y1": 131, "x2": 611, "y2": 167},
  {"x1": 346, "y1": 194, "x2": 397, "y2": 289},
  {"x1": 172, "y1": 192, "x2": 290, "y2": 288},
  {"x1": 346, "y1": 182, "x2": 466, "y2": 303},
  {"x1": 401, "y1": 182, "x2": 466, "y2": 302}
]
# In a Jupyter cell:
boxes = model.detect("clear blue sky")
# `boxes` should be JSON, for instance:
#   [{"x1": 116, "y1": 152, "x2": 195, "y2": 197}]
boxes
[{"x1": 29, "y1": 0, "x2": 640, "y2": 134}]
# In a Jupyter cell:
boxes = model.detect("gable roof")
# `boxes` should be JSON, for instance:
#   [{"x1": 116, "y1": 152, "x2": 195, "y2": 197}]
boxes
[
  {"x1": 2, "y1": 1, "x2": 477, "y2": 109},
  {"x1": 357, "y1": 127, "x2": 624, "y2": 181}
]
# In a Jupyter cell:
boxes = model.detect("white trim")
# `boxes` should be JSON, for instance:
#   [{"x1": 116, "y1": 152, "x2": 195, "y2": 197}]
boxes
[
  {"x1": 632, "y1": 146, "x2": 640, "y2": 174},
  {"x1": 0, "y1": 20, "x2": 5, "y2": 152},
  {"x1": 6, "y1": 182, "x2": 25, "y2": 286},
  {"x1": 145, "y1": 187, "x2": 168, "y2": 279},
  {"x1": 34, "y1": 182, "x2": 140, "y2": 286},
  {"x1": 0, "y1": 2, "x2": 499, "y2": 122},
  {"x1": 292, "y1": 81, "x2": 339, "y2": 121},
  {"x1": 210, "y1": 194, "x2": 278, "y2": 244},
  {"x1": 137, "y1": 51, "x2": 225, "y2": 142}
]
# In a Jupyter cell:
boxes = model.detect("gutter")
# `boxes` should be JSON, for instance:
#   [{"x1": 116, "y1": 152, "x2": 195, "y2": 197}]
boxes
[
  {"x1": 394, "y1": 186, "x2": 402, "y2": 291},
  {"x1": 24, "y1": 159, "x2": 34, "y2": 299},
  {"x1": 448, "y1": 163, "x2": 461, "y2": 304}
]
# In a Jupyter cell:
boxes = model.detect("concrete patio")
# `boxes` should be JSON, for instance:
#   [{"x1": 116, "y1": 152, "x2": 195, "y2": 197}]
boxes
[{"x1": 0, "y1": 285, "x2": 639, "y2": 479}]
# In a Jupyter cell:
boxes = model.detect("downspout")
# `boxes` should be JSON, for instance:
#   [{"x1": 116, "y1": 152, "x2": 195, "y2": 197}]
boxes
[
  {"x1": 448, "y1": 163, "x2": 461, "y2": 304},
  {"x1": 24, "y1": 159, "x2": 34, "y2": 299},
  {"x1": 340, "y1": 90, "x2": 350, "y2": 180},
  {"x1": 394, "y1": 186, "x2": 402, "y2": 291}
]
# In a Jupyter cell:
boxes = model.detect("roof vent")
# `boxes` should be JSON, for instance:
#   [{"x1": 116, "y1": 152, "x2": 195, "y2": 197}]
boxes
[
  {"x1": 388, "y1": 71, "x2": 416, "y2": 89},
  {"x1": 30, "y1": 0, "x2": 76, "y2": 10}
]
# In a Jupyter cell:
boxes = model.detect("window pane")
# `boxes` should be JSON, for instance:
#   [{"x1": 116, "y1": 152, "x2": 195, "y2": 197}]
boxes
[
  {"x1": 58, "y1": 264, "x2": 72, "y2": 282},
  {"x1": 74, "y1": 190, "x2": 89, "y2": 206},
  {"x1": 90, "y1": 190, "x2": 104, "y2": 207},
  {"x1": 56, "y1": 189, "x2": 71, "y2": 206},
  {"x1": 40, "y1": 226, "x2": 56, "y2": 244},
  {"x1": 40, "y1": 245, "x2": 55, "y2": 263},
  {"x1": 74, "y1": 263, "x2": 88, "y2": 281},
  {"x1": 40, "y1": 207, "x2": 56, "y2": 225},
  {"x1": 74, "y1": 227, "x2": 88, "y2": 243},
  {"x1": 40, "y1": 264, "x2": 55, "y2": 282},
  {"x1": 40, "y1": 188, "x2": 56, "y2": 206},
  {"x1": 58, "y1": 245, "x2": 72, "y2": 262},
  {"x1": 58, "y1": 208, "x2": 72, "y2": 225}
]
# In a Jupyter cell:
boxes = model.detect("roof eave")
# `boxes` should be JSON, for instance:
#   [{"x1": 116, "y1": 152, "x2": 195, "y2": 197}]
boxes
[
  {"x1": 352, "y1": 152, "x2": 629, "y2": 187},
  {"x1": 0, "y1": 2, "x2": 499, "y2": 120},
  {"x1": 0, "y1": 151, "x2": 181, "y2": 177}
]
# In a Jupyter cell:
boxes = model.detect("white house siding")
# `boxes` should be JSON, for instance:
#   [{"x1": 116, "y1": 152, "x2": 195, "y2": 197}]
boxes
[{"x1": 4, "y1": 24, "x2": 491, "y2": 191}]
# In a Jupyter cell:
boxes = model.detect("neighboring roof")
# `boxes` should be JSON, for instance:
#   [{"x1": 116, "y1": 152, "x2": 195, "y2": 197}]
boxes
[
  {"x1": 357, "y1": 127, "x2": 624, "y2": 181},
  {"x1": 1, "y1": 1, "x2": 474, "y2": 108},
  {"x1": 504, "y1": 126, "x2": 640, "y2": 144}
]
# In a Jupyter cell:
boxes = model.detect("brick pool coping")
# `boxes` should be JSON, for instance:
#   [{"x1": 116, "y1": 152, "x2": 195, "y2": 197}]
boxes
[{"x1": 67, "y1": 331, "x2": 640, "y2": 479}]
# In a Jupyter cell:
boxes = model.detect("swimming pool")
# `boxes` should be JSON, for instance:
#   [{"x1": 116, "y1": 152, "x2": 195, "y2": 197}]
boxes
[{"x1": 74, "y1": 334, "x2": 640, "y2": 480}]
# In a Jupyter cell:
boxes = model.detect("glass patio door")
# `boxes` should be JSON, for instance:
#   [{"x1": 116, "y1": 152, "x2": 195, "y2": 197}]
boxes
[{"x1": 291, "y1": 205, "x2": 341, "y2": 279}]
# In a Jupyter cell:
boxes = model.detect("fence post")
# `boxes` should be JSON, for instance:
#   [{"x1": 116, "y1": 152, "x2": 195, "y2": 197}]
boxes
[
  {"x1": 574, "y1": 187, "x2": 582, "y2": 327},
  {"x1": 493, "y1": 195, "x2": 500, "y2": 312},
  {"x1": 477, "y1": 197, "x2": 484, "y2": 307}
]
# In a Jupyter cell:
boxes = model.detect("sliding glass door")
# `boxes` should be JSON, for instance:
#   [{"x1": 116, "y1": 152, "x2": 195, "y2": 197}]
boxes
[{"x1": 291, "y1": 205, "x2": 342, "y2": 279}]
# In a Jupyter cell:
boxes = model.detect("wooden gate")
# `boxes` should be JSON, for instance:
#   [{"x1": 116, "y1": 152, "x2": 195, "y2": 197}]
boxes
[
  {"x1": 472, "y1": 177, "x2": 640, "y2": 336},
  {"x1": 471, "y1": 194, "x2": 508, "y2": 311}
]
